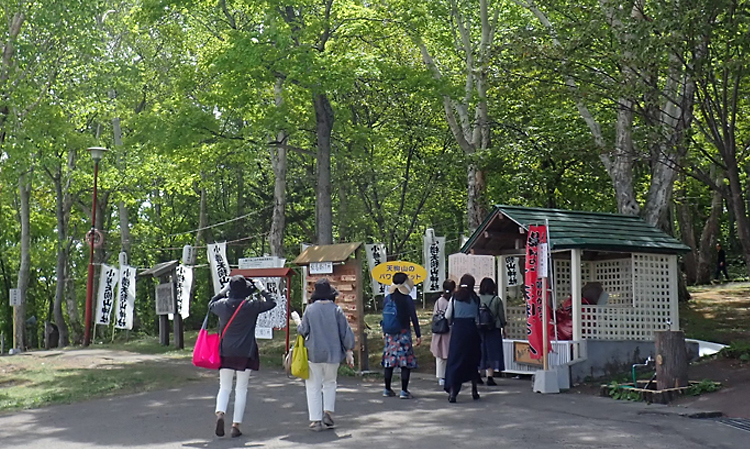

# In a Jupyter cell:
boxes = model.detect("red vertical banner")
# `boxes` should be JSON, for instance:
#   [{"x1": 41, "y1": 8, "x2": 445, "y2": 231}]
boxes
[{"x1": 524, "y1": 225, "x2": 550, "y2": 360}]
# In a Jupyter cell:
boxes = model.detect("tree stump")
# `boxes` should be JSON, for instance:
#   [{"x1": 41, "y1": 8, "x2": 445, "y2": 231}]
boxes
[{"x1": 655, "y1": 330, "x2": 688, "y2": 390}]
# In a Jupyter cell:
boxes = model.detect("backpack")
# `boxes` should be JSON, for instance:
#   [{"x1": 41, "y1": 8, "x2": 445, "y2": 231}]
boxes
[
  {"x1": 381, "y1": 295, "x2": 402, "y2": 335},
  {"x1": 476, "y1": 297, "x2": 496, "y2": 331}
]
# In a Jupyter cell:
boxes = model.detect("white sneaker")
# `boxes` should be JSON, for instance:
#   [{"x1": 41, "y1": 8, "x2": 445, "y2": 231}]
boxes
[{"x1": 438, "y1": 378, "x2": 445, "y2": 386}]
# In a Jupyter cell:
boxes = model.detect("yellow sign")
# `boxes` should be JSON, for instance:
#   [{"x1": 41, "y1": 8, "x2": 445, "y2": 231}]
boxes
[
  {"x1": 371, "y1": 261, "x2": 427, "y2": 285},
  {"x1": 513, "y1": 341, "x2": 544, "y2": 367}
]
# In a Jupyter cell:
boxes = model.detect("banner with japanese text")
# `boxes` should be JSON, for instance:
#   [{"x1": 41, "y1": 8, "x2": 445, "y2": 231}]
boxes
[
  {"x1": 365, "y1": 243, "x2": 388, "y2": 296},
  {"x1": 175, "y1": 264, "x2": 193, "y2": 320},
  {"x1": 114, "y1": 265, "x2": 136, "y2": 330},
  {"x1": 207, "y1": 242, "x2": 231, "y2": 295},
  {"x1": 95, "y1": 264, "x2": 120, "y2": 326},
  {"x1": 423, "y1": 236, "x2": 446, "y2": 293},
  {"x1": 524, "y1": 225, "x2": 550, "y2": 360}
]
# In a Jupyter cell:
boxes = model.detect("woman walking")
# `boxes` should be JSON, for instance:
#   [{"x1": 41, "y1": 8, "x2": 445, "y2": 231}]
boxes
[
  {"x1": 381, "y1": 272, "x2": 422, "y2": 399},
  {"x1": 477, "y1": 277, "x2": 506, "y2": 386},
  {"x1": 430, "y1": 279, "x2": 455, "y2": 386},
  {"x1": 295, "y1": 278, "x2": 355, "y2": 432},
  {"x1": 444, "y1": 274, "x2": 482, "y2": 403},
  {"x1": 209, "y1": 275, "x2": 276, "y2": 438}
]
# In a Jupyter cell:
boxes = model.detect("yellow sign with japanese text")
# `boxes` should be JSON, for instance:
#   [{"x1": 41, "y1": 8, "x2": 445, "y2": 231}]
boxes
[{"x1": 371, "y1": 261, "x2": 427, "y2": 285}]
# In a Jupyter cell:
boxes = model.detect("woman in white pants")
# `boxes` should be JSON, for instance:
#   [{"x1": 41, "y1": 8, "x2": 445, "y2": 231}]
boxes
[
  {"x1": 295, "y1": 278, "x2": 355, "y2": 431},
  {"x1": 209, "y1": 276, "x2": 276, "y2": 438}
]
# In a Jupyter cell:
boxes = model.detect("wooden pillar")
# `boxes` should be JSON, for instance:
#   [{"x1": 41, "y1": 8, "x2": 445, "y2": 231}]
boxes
[
  {"x1": 355, "y1": 249, "x2": 369, "y2": 371},
  {"x1": 655, "y1": 330, "x2": 688, "y2": 390},
  {"x1": 668, "y1": 255, "x2": 679, "y2": 331},
  {"x1": 158, "y1": 274, "x2": 170, "y2": 346},
  {"x1": 571, "y1": 249, "x2": 582, "y2": 343}
]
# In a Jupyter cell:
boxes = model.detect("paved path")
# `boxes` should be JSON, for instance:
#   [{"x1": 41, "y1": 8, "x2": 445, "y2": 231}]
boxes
[{"x1": 0, "y1": 371, "x2": 746, "y2": 448}]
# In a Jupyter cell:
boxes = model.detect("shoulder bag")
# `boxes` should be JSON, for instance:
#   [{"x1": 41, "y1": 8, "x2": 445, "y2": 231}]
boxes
[{"x1": 192, "y1": 301, "x2": 245, "y2": 370}]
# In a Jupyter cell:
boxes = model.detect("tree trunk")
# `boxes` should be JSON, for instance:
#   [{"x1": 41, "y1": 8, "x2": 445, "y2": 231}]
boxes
[
  {"x1": 52, "y1": 166, "x2": 70, "y2": 347},
  {"x1": 675, "y1": 198, "x2": 697, "y2": 284},
  {"x1": 655, "y1": 330, "x2": 688, "y2": 390},
  {"x1": 724, "y1": 154, "x2": 750, "y2": 276},
  {"x1": 195, "y1": 174, "x2": 208, "y2": 248},
  {"x1": 313, "y1": 93, "x2": 334, "y2": 245},
  {"x1": 467, "y1": 162, "x2": 486, "y2": 232},
  {"x1": 268, "y1": 79, "x2": 287, "y2": 257},
  {"x1": 112, "y1": 108, "x2": 131, "y2": 256},
  {"x1": 697, "y1": 185, "x2": 723, "y2": 284},
  {"x1": 15, "y1": 173, "x2": 31, "y2": 350}
]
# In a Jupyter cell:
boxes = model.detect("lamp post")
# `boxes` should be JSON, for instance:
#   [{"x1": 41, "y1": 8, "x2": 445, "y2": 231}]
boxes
[{"x1": 83, "y1": 146, "x2": 108, "y2": 347}]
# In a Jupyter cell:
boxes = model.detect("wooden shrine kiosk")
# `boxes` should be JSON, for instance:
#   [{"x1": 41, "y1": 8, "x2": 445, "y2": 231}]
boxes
[
  {"x1": 460, "y1": 205, "x2": 692, "y2": 384},
  {"x1": 293, "y1": 242, "x2": 369, "y2": 372},
  {"x1": 140, "y1": 260, "x2": 184, "y2": 349}
]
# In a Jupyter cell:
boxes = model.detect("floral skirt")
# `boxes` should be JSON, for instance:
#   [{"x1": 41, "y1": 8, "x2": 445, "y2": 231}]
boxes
[{"x1": 381, "y1": 330, "x2": 418, "y2": 369}]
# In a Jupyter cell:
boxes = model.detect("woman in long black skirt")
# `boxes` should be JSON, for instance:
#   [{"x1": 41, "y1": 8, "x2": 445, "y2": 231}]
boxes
[{"x1": 444, "y1": 274, "x2": 482, "y2": 403}]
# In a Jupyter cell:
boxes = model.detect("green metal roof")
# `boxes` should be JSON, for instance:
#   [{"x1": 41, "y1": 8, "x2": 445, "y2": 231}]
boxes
[{"x1": 461, "y1": 205, "x2": 691, "y2": 255}]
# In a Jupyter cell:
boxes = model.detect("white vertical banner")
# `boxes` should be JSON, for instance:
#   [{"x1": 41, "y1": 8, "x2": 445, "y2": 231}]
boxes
[
  {"x1": 95, "y1": 264, "x2": 120, "y2": 326},
  {"x1": 365, "y1": 243, "x2": 388, "y2": 296},
  {"x1": 175, "y1": 264, "x2": 193, "y2": 319},
  {"x1": 115, "y1": 265, "x2": 136, "y2": 330},
  {"x1": 301, "y1": 243, "x2": 311, "y2": 305},
  {"x1": 423, "y1": 235, "x2": 446, "y2": 293},
  {"x1": 505, "y1": 257, "x2": 520, "y2": 287},
  {"x1": 207, "y1": 242, "x2": 231, "y2": 295}
]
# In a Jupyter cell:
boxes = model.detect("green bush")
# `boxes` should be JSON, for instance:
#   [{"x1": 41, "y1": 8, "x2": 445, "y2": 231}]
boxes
[{"x1": 720, "y1": 341, "x2": 750, "y2": 360}]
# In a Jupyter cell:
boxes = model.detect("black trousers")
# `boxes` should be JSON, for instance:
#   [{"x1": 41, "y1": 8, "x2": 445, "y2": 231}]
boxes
[{"x1": 715, "y1": 264, "x2": 729, "y2": 280}]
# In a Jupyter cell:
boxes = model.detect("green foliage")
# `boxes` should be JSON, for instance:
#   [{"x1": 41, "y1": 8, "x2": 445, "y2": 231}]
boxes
[
  {"x1": 607, "y1": 382, "x2": 643, "y2": 401},
  {"x1": 721, "y1": 341, "x2": 750, "y2": 361},
  {"x1": 686, "y1": 379, "x2": 722, "y2": 396}
]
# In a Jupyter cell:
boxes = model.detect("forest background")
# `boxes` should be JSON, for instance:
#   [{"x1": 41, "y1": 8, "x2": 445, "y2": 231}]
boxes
[{"x1": 1, "y1": 0, "x2": 749, "y2": 349}]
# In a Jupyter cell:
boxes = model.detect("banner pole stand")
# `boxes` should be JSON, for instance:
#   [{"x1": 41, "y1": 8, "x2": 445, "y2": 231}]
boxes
[{"x1": 533, "y1": 226, "x2": 560, "y2": 394}]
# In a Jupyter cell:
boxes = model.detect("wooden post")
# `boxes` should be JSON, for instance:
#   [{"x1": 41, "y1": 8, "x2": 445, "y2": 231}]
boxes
[
  {"x1": 655, "y1": 330, "x2": 688, "y2": 390},
  {"x1": 158, "y1": 274, "x2": 170, "y2": 346},
  {"x1": 355, "y1": 249, "x2": 369, "y2": 371},
  {"x1": 172, "y1": 270, "x2": 184, "y2": 350}
]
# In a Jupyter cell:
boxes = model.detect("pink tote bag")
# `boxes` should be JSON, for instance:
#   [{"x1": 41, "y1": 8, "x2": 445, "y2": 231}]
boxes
[{"x1": 192, "y1": 302, "x2": 244, "y2": 370}]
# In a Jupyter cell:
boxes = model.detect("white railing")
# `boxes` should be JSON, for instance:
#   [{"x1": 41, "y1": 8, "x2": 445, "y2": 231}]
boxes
[{"x1": 502, "y1": 339, "x2": 582, "y2": 375}]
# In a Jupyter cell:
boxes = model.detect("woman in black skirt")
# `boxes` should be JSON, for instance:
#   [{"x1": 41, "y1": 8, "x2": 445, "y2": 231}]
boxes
[
  {"x1": 477, "y1": 277, "x2": 505, "y2": 386},
  {"x1": 444, "y1": 274, "x2": 482, "y2": 403}
]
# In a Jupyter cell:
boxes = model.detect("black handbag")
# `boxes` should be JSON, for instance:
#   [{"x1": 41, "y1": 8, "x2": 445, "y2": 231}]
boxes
[{"x1": 431, "y1": 311, "x2": 450, "y2": 334}]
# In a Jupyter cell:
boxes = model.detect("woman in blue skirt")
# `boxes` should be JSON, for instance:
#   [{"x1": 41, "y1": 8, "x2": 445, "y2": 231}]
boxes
[
  {"x1": 444, "y1": 274, "x2": 482, "y2": 403},
  {"x1": 477, "y1": 277, "x2": 505, "y2": 386}
]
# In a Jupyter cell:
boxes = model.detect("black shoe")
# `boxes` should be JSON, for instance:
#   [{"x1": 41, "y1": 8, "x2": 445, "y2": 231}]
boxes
[
  {"x1": 472, "y1": 391, "x2": 480, "y2": 400},
  {"x1": 215, "y1": 416, "x2": 225, "y2": 437},
  {"x1": 448, "y1": 395, "x2": 457, "y2": 403},
  {"x1": 486, "y1": 377, "x2": 497, "y2": 386},
  {"x1": 231, "y1": 427, "x2": 242, "y2": 438}
]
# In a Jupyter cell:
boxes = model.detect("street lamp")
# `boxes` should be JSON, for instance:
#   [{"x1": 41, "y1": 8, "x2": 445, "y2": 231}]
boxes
[{"x1": 83, "y1": 146, "x2": 108, "y2": 347}]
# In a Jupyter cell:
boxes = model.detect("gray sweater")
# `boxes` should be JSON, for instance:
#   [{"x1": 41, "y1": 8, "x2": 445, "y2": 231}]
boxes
[{"x1": 297, "y1": 300, "x2": 355, "y2": 364}]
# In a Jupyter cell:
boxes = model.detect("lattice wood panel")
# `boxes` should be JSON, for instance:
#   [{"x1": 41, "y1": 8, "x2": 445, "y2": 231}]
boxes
[
  {"x1": 593, "y1": 258, "x2": 633, "y2": 306},
  {"x1": 506, "y1": 306, "x2": 527, "y2": 340}
]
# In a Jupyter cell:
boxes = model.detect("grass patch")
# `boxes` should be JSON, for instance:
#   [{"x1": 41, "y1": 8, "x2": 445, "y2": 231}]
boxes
[{"x1": 680, "y1": 284, "x2": 750, "y2": 344}]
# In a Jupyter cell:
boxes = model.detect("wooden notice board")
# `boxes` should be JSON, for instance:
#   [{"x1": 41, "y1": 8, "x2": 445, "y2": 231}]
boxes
[
  {"x1": 305, "y1": 257, "x2": 369, "y2": 371},
  {"x1": 513, "y1": 341, "x2": 544, "y2": 367}
]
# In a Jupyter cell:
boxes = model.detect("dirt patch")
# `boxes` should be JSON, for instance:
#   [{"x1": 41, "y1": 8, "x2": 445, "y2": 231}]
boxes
[{"x1": 674, "y1": 357, "x2": 750, "y2": 418}]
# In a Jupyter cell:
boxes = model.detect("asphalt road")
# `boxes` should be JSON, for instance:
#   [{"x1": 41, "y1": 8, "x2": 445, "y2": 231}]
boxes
[{"x1": 0, "y1": 370, "x2": 746, "y2": 448}]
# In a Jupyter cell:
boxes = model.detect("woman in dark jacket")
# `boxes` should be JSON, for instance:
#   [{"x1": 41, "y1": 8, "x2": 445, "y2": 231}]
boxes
[
  {"x1": 209, "y1": 275, "x2": 276, "y2": 438},
  {"x1": 444, "y1": 274, "x2": 482, "y2": 403},
  {"x1": 381, "y1": 272, "x2": 421, "y2": 399}
]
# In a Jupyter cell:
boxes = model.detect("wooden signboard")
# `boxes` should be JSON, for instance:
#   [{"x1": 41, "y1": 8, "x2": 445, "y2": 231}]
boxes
[
  {"x1": 513, "y1": 341, "x2": 544, "y2": 367},
  {"x1": 305, "y1": 257, "x2": 369, "y2": 371}
]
